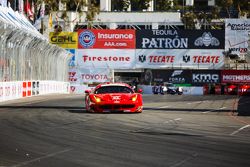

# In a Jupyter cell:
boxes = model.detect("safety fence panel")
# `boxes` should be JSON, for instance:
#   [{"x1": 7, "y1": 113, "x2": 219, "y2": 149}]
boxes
[
  {"x1": 0, "y1": 6, "x2": 70, "y2": 82},
  {"x1": 0, "y1": 81, "x2": 70, "y2": 102}
]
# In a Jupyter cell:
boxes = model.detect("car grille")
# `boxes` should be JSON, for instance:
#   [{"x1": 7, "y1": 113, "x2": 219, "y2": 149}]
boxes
[{"x1": 100, "y1": 104, "x2": 135, "y2": 110}]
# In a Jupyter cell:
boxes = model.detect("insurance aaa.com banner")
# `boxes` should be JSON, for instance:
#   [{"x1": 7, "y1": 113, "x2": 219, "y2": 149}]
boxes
[
  {"x1": 135, "y1": 49, "x2": 224, "y2": 69},
  {"x1": 76, "y1": 49, "x2": 135, "y2": 69},
  {"x1": 78, "y1": 29, "x2": 135, "y2": 49}
]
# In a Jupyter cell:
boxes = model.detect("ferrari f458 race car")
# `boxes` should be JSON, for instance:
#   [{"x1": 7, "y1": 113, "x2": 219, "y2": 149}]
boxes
[{"x1": 85, "y1": 83, "x2": 143, "y2": 113}]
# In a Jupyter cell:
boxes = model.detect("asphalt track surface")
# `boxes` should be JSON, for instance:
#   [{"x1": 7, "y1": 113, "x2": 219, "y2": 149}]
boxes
[{"x1": 0, "y1": 94, "x2": 250, "y2": 167}]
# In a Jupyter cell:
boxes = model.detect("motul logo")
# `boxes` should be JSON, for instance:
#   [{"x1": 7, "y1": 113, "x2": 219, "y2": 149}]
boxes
[{"x1": 193, "y1": 74, "x2": 219, "y2": 83}]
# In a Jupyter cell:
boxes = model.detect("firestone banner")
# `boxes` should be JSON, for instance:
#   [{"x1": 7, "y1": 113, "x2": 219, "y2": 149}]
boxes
[
  {"x1": 225, "y1": 19, "x2": 250, "y2": 56},
  {"x1": 76, "y1": 49, "x2": 135, "y2": 69},
  {"x1": 135, "y1": 49, "x2": 224, "y2": 69},
  {"x1": 136, "y1": 29, "x2": 225, "y2": 49},
  {"x1": 78, "y1": 29, "x2": 136, "y2": 49}
]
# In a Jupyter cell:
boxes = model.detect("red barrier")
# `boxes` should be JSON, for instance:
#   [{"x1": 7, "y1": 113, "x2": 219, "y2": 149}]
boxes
[
  {"x1": 27, "y1": 82, "x2": 31, "y2": 96},
  {"x1": 22, "y1": 82, "x2": 27, "y2": 97}
]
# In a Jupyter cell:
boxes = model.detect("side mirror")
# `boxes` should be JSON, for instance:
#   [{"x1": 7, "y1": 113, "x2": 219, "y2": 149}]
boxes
[
  {"x1": 85, "y1": 90, "x2": 91, "y2": 94},
  {"x1": 137, "y1": 89, "x2": 143, "y2": 93}
]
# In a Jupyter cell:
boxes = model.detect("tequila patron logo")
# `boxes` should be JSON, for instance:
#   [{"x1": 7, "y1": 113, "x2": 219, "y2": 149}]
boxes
[{"x1": 194, "y1": 32, "x2": 220, "y2": 47}]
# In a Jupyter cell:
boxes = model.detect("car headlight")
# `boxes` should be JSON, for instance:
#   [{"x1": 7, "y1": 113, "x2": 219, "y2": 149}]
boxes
[
  {"x1": 131, "y1": 95, "x2": 137, "y2": 102},
  {"x1": 93, "y1": 96, "x2": 102, "y2": 103}
]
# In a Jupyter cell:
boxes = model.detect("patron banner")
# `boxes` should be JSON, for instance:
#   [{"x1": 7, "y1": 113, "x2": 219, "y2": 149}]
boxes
[
  {"x1": 76, "y1": 49, "x2": 135, "y2": 69},
  {"x1": 135, "y1": 49, "x2": 224, "y2": 69},
  {"x1": 136, "y1": 29, "x2": 225, "y2": 49}
]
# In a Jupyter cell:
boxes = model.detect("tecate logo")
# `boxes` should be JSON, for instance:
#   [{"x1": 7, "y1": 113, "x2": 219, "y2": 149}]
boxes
[{"x1": 193, "y1": 74, "x2": 219, "y2": 83}]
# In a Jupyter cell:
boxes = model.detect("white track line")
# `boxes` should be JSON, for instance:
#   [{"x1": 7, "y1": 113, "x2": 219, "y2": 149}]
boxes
[
  {"x1": 133, "y1": 118, "x2": 182, "y2": 132},
  {"x1": 202, "y1": 107, "x2": 227, "y2": 113},
  {"x1": 230, "y1": 125, "x2": 250, "y2": 136},
  {"x1": 164, "y1": 118, "x2": 182, "y2": 124},
  {"x1": 187, "y1": 101, "x2": 204, "y2": 105},
  {"x1": 10, "y1": 148, "x2": 72, "y2": 167},
  {"x1": 159, "y1": 106, "x2": 169, "y2": 108}
]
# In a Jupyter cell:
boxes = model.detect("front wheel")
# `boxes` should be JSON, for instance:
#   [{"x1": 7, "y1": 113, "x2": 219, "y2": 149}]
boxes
[{"x1": 85, "y1": 96, "x2": 90, "y2": 112}]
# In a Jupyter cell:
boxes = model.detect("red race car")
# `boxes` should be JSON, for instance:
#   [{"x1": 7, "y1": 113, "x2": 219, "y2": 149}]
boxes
[{"x1": 84, "y1": 83, "x2": 143, "y2": 113}]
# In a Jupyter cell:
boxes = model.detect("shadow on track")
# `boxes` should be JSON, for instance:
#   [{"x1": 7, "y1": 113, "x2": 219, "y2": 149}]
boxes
[
  {"x1": 0, "y1": 105, "x2": 235, "y2": 113},
  {"x1": 238, "y1": 96, "x2": 250, "y2": 116},
  {"x1": 132, "y1": 131, "x2": 203, "y2": 137},
  {"x1": 143, "y1": 107, "x2": 234, "y2": 112}
]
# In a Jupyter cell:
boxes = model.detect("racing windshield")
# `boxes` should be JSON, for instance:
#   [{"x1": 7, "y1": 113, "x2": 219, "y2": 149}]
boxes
[{"x1": 95, "y1": 86, "x2": 133, "y2": 94}]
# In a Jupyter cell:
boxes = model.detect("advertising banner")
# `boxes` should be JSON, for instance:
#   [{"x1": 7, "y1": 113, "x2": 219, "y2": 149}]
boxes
[
  {"x1": 49, "y1": 32, "x2": 78, "y2": 49},
  {"x1": 136, "y1": 29, "x2": 225, "y2": 49},
  {"x1": 221, "y1": 70, "x2": 250, "y2": 83},
  {"x1": 78, "y1": 29, "x2": 136, "y2": 49},
  {"x1": 191, "y1": 70, "x2": 221, "y2": 86},
  {"x1": 76, "y1": 49, "x2": 135, "y2": 69},
  {"x1": 78, "y1": 68, "x2": 112, "y2": 83},
  {"x1": 135, "y1": 49, "x2": 224, "y2": 69},
  {"x1": 67, "y1": 49, "x2": 76, "y2": 67},
  {"x1": 225, "y1": 19, "x2": 250, "y2": 56},
  {"x1": 69, "y1": 68, "x2": 80, "y2": 84},
  {"x1": 144, "y1": 69, "x2": 192, "y2": 84},
  {"x1": 70, "y1": 84, "x2": 88, "y2": 94}
]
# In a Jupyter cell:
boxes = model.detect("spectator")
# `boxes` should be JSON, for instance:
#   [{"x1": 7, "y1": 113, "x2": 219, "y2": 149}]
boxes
[{"x1": 132, "y1": 78, "x2": 139, "y2": 92}]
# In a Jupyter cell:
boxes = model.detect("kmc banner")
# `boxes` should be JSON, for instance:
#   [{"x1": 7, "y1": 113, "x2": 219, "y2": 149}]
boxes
[
  {"x1": 76, "y1": 49, "x2": 135, "y2": 69},
  {"x1": 191, "y1": 70, "x2": 221, "y2": 86},
  {"x1": 225, "y1": 19, "x2": 250, "y2": 56},
  {"x1": 135, "y1": 49, "x2": 224, "y2": 69}
]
